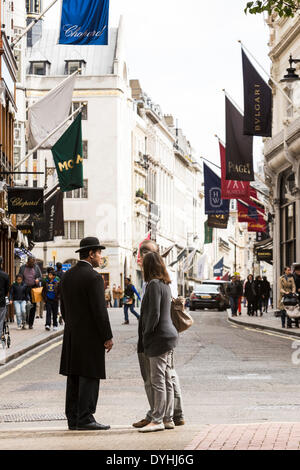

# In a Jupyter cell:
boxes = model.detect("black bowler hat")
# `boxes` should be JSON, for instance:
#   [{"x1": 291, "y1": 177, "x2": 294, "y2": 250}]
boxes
[{"x1": 75, "y1": 237, "x2": 106, "y2": 253}]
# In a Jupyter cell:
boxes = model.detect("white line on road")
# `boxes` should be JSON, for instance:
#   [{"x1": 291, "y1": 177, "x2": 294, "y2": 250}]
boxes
[
  {"x1": 0, "y1": 340, "x2": 62, "y2": 381},
  {"x1": 227, "y1": 374, "x2": 272, "y2": 380}
]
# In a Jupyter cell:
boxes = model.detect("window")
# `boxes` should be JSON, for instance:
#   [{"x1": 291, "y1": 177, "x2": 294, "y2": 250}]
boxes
[
  {"x1": 65, "y1": 60, "x2": 85, "y2": 75},
  {"x1": 63, "y1": 221, "x2": 84, "y2": 240},
  {"x1": 64, "y1": 180, "x2": 88, "y2": 199},
  {"x1": 63, "y1": 221, "x2": 85, "y2": 240},
  {"x1": 71, "y1": 102, "x2": 88, "y2": 120},
  {"x1": 30, "y1": 61, "x2": 50, "y2": 75},
  {"x1": 26, "y1": 0, "x2": 41, "y2": 14},
  {"x1": 280, "y1": 169, "x2": 296, "y2": 273}
]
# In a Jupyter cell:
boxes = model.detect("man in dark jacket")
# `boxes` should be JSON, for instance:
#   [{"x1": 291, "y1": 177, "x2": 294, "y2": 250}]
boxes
[
  {"x1": 227, "y1": 276, "x2": 243, "y2": 317},
  {"x1": 261, "y1": 276, "x2": 271, "y2": 313},
  {"x1": 59, "y1": 237, "x2": 113, "y2": 431},
  {"x1": 0, "y1": 257, "x2": 9, "y2": 336}
]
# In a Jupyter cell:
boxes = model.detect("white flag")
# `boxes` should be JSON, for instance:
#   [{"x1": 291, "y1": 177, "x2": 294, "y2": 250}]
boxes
[
  {"x1": 27, "y1": 73, "x2": 76, "y2": 149},
  {"x1": 183, "y1": 249, "x2": 197, "y2": 273},
  {"x1": 197, "y1": 254, "x2": 207, "y2": 280}
]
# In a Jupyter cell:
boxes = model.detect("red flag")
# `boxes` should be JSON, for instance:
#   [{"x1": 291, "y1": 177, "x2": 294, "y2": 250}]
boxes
[
  {"x1": 238, "y1": 187, "x2": 264, "y2": 223},
  {"x1": 222, "y1": 272, "x2": 230, "y2": 281},
  {"x1": 248, "y1": 216, "x2": 267, "y2": 232},
  {"x1": 219, "y1": 142, "x2": 250, "y2": 199},
  {"x1": 137, "y1": 231, "x2": 151, "y2": 264}
]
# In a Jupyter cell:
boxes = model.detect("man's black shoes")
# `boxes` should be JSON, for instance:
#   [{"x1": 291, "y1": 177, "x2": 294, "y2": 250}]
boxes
[{"x1": 77, "y1": 422, "x2": 111, "y2": 431}]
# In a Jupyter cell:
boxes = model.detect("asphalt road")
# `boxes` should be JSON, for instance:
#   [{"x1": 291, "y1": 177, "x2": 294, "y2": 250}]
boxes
[{"x1": 0, "y1": 308, "x2": 300, "y2": 449}]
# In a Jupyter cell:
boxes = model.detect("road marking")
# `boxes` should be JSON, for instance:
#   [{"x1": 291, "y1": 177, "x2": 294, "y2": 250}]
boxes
[
  {"x1": 227, "y1": 374, "x2": 272, "y2": 380},
  {"x1": 0, "y1": 340, "x2": 62, "y2": 381}
]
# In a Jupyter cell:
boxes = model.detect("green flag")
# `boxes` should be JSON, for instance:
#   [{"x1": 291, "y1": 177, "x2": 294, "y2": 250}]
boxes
[
  {"x1": 52, "y1": 113, "x2": 83, "y2": 192},
  {"x1": 204, "y1": 220, "x2": 213, "y2": 244}
]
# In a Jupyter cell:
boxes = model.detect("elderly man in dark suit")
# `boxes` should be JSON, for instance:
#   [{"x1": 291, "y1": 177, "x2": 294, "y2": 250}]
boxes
[{"x1": 59, "y1": 237, "x2": 113, "y2": 431}]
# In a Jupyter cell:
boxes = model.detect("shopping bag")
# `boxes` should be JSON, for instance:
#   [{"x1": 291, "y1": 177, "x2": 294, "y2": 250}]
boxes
[{"x1": 31, "y1": 287, "x2": 43, "y2": 303}]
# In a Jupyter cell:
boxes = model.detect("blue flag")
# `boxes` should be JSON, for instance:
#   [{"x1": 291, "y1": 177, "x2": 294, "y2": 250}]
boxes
[
  {"x1": 204, "y1": 163, "x2": 230, "y2": 215},
  {"x1": 59, "y1": 0, "x2": 109, "y2": 45},
  {"x1": 213, "y1": 258, "x2": 224, "y2": 277}
]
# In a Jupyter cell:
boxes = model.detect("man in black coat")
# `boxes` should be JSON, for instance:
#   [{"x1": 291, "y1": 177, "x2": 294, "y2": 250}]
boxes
[
  {"x1": 59, "y1": 237, "x2": 113, "y2": 431},
  {"x1": 0, "y1": 256, "x2": 9, "y2": 335}
]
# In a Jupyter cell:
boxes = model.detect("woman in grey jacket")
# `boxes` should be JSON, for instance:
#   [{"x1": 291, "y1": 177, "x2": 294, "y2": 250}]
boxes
[{"x1": 138, "y1": 252, "x2": 178, "y2": 433}]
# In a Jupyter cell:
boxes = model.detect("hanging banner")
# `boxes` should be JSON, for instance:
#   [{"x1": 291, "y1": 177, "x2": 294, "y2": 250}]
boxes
[
  {"x1": 204, "y1": 163, "x2": 230, "y2": 215},
  {"x1": 238, "y1": 187, "x2": 264, "y2": 223},
  {"x1": 204, "y1": 220, "x2": 213, "y2": 244},
  {"x1": 213, "y1": 257, "x2": 224, "y2": 277},
  {"x1": 219, "y1": 142, "x2": 250, "y2": 199},
  {"x1": 207, "y1": 214, "x2": 229, "y2": 229},
  {"x1": 59, "y1": 0, "x2": 109, "y2": 46},
  {"x1": 197, "y1": 254, "x2": 207, "y2": 280},
  {"x1": 33, "y1": 190, "x2": 64, "y2": 242},
  {"x1": 242, "y1": 49, "x2": 272, "y2": 137},
  {"x1": 248, "y1": 216, "x2": 267, "y2": 233},
  {"x1": 256, "y1": 249, "x2": 273, "y2": 263},
  {"x1": 17, "y1": 224, "x2": 34, "y2": 240},
  {"x1": 52, "y1": 113, "x2": 83, "y2": 192},
  {"x1": 225, "y1": 97, "x2": 254, "y2": 181},
  {"x1": 8, "y1": 188, "x2": 43, "y2": 214}
]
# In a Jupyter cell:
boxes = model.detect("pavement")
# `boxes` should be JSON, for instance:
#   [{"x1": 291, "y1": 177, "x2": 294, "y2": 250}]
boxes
[
  {"x1": 0, "y1": 314, "x2": 63, "y2": 365},
  {"x1": 228, "y1": 307, "x2": 300, "y2": 337},
  {"x1": 2, "y1": 308, "x2": 300, "y2": 450}
]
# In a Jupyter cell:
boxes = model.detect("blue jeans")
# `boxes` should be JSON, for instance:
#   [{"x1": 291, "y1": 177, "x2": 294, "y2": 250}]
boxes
[
  {"x1": 14, "y1": 301, "x2": 26, "y2": 326},
  {"x1": 230, "y1": 297, "x2": 239, "y2": 316},
  {"x1": 113, "y1": 299, "x2": 118, "y2": 308},
  {"x1": 124, "y1": 301, "x2": 140, "y2": 322}
]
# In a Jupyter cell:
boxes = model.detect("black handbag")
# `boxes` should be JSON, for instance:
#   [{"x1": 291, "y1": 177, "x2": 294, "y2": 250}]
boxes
[{"x1": 283, "y1": 293, "x2": 299, "y2": 307}]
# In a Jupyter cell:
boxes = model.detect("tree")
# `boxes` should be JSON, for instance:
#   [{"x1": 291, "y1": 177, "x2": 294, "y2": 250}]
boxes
[{"x1": 245, "y1": 1, "x2": 300, "y2": 17}]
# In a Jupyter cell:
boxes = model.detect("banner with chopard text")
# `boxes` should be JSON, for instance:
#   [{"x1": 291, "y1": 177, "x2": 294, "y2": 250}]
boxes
[{"x1": 8, "y1": 188, "x2": 44, "y2": 214}]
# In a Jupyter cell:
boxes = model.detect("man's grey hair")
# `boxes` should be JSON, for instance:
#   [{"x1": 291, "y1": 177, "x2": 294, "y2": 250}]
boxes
[{"x1": 139, "y1": 240, "x2": 159, "y2": 257}]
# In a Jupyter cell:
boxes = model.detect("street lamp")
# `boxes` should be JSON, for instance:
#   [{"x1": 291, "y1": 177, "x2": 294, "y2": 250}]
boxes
[{"x1": 281, "y1": 55, "x2": 300, "y2": 82}]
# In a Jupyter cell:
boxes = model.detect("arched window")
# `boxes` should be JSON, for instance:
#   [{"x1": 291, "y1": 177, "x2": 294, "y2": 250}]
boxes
[{"x1": 280, "y1": 168, "x2": 296, "y2": 272}]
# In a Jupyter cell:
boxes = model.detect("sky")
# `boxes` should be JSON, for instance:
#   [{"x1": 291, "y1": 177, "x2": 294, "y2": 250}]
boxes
[{"x1": 44, "y1": 0, "x2": 271, "y2": 169}]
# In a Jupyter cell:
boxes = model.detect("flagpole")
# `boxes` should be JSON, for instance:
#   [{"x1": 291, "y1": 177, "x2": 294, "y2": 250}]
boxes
[
  {"x1": 238, "y1": 40, "x2": 295, "y2": 111},
  {"x1": 26, "y1": 69, "x2": 80, "y2": 113},
  {"x1": 14, "y1": 104, "x2": 86, "y2": 170},
  {"x1": 222, "y1": 89, "x2": 244, "y2": 115},
  {"x1": 214, "y1": 134, "x2": 225, "y2": 147},
  {"x1": 11, "y1": 0, "x2": 59, "y2": 48}
]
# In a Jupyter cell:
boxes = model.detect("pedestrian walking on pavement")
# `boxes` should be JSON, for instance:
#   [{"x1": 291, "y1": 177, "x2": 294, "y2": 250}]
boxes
[
  {"x1": 235, "y1": 273, "x2": 243, "y2": 315},
  {"x1": 117, "y1": 285, "x2": 124, "y2": 307},
  {"x1": 59, "y1": 237, "x2": 113, "y2": 431},
  {"x1": 261, "y1": 276, "x2": 271, "y2": 313},
  {"x1": 227, "y1": 276, "x2": 243, "y2": 317},
  {"x1": 0, "y1": 256, "x2": 9, "y2": 337},
  {"x1": 293, "y1": 264, "x2": 300, "y2": 300},
  {"x1": 54, "y1": 262, "x2": 64, "y2": 281},
  {"x1": 279, "y1": 266, "x2": 297, "y2": 328},
  {"x1": 132, "y1": 239, "x2": 185, "y2": 429},
  {"x1": 112, "y1": 284, "x2": 119, "y2": 308},
  {"x1": 244, "y1": 274, "x2": 256, "y2": 316},
  {"x1": 123, "y1": 278, "x2": 141, "y2": 324},
  {"x1": 42, "y1": 270, "x2": 59, "y2": 331},
  {"x1": 254, "y1": 276, "x2": 263, "y2": 316},
  {"x1": 138, "y1": 252, "x2": 178, "y2": 433},
  {"x1": 18, "y1": 257, "x2": 42, "y2": 329},
  {"x1": 9, "y1": 275, "x2": 29, "y2": 329}
]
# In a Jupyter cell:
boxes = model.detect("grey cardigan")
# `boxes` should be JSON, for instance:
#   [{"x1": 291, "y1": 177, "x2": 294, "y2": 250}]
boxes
[{"x1": 138, "y1": 279, "x2": 178, "y2": 357}]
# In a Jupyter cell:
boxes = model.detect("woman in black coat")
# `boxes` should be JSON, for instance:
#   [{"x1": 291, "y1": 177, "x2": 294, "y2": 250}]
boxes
[
  {"x1": 138, "y1": 252, "x2": 178, "y2": 434},
  {"x1": 244, "y1": 274, "x2": 256, "y2": 316}
]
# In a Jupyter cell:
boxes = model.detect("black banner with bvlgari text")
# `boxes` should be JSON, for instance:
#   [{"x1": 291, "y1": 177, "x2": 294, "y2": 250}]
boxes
[
  {"x1": 207, "y1": 214, "x2": 229, "y2": 229},
  {"x1": 33, "y1": 190, "x2": 64, "y2": 242},
  {"x1": 242, "y1": 49, "x2": 272, "y2": 137},
  {"x1": 17, "y1": 224, "x2": 34, "y2": 240},
  {"x1": 8, "y1": 188, "x2": 44, "y2": 214},
  {"x1": 225, "y1": 97, "x2": 254, "y2": 181}
]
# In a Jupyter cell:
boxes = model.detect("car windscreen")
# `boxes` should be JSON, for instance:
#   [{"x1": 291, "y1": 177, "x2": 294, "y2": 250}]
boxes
[{"x1": 194, "y1": 285, "x2": 220, "y2": 294}]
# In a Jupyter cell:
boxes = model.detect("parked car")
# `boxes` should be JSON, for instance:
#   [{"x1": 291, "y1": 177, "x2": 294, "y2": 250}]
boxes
[
  {"x1": 201, "y1": 280, "x2": 230, "y2": 306},
  {"x1": 189, "y1": 284, "x2": 228, "y2": 311}
]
